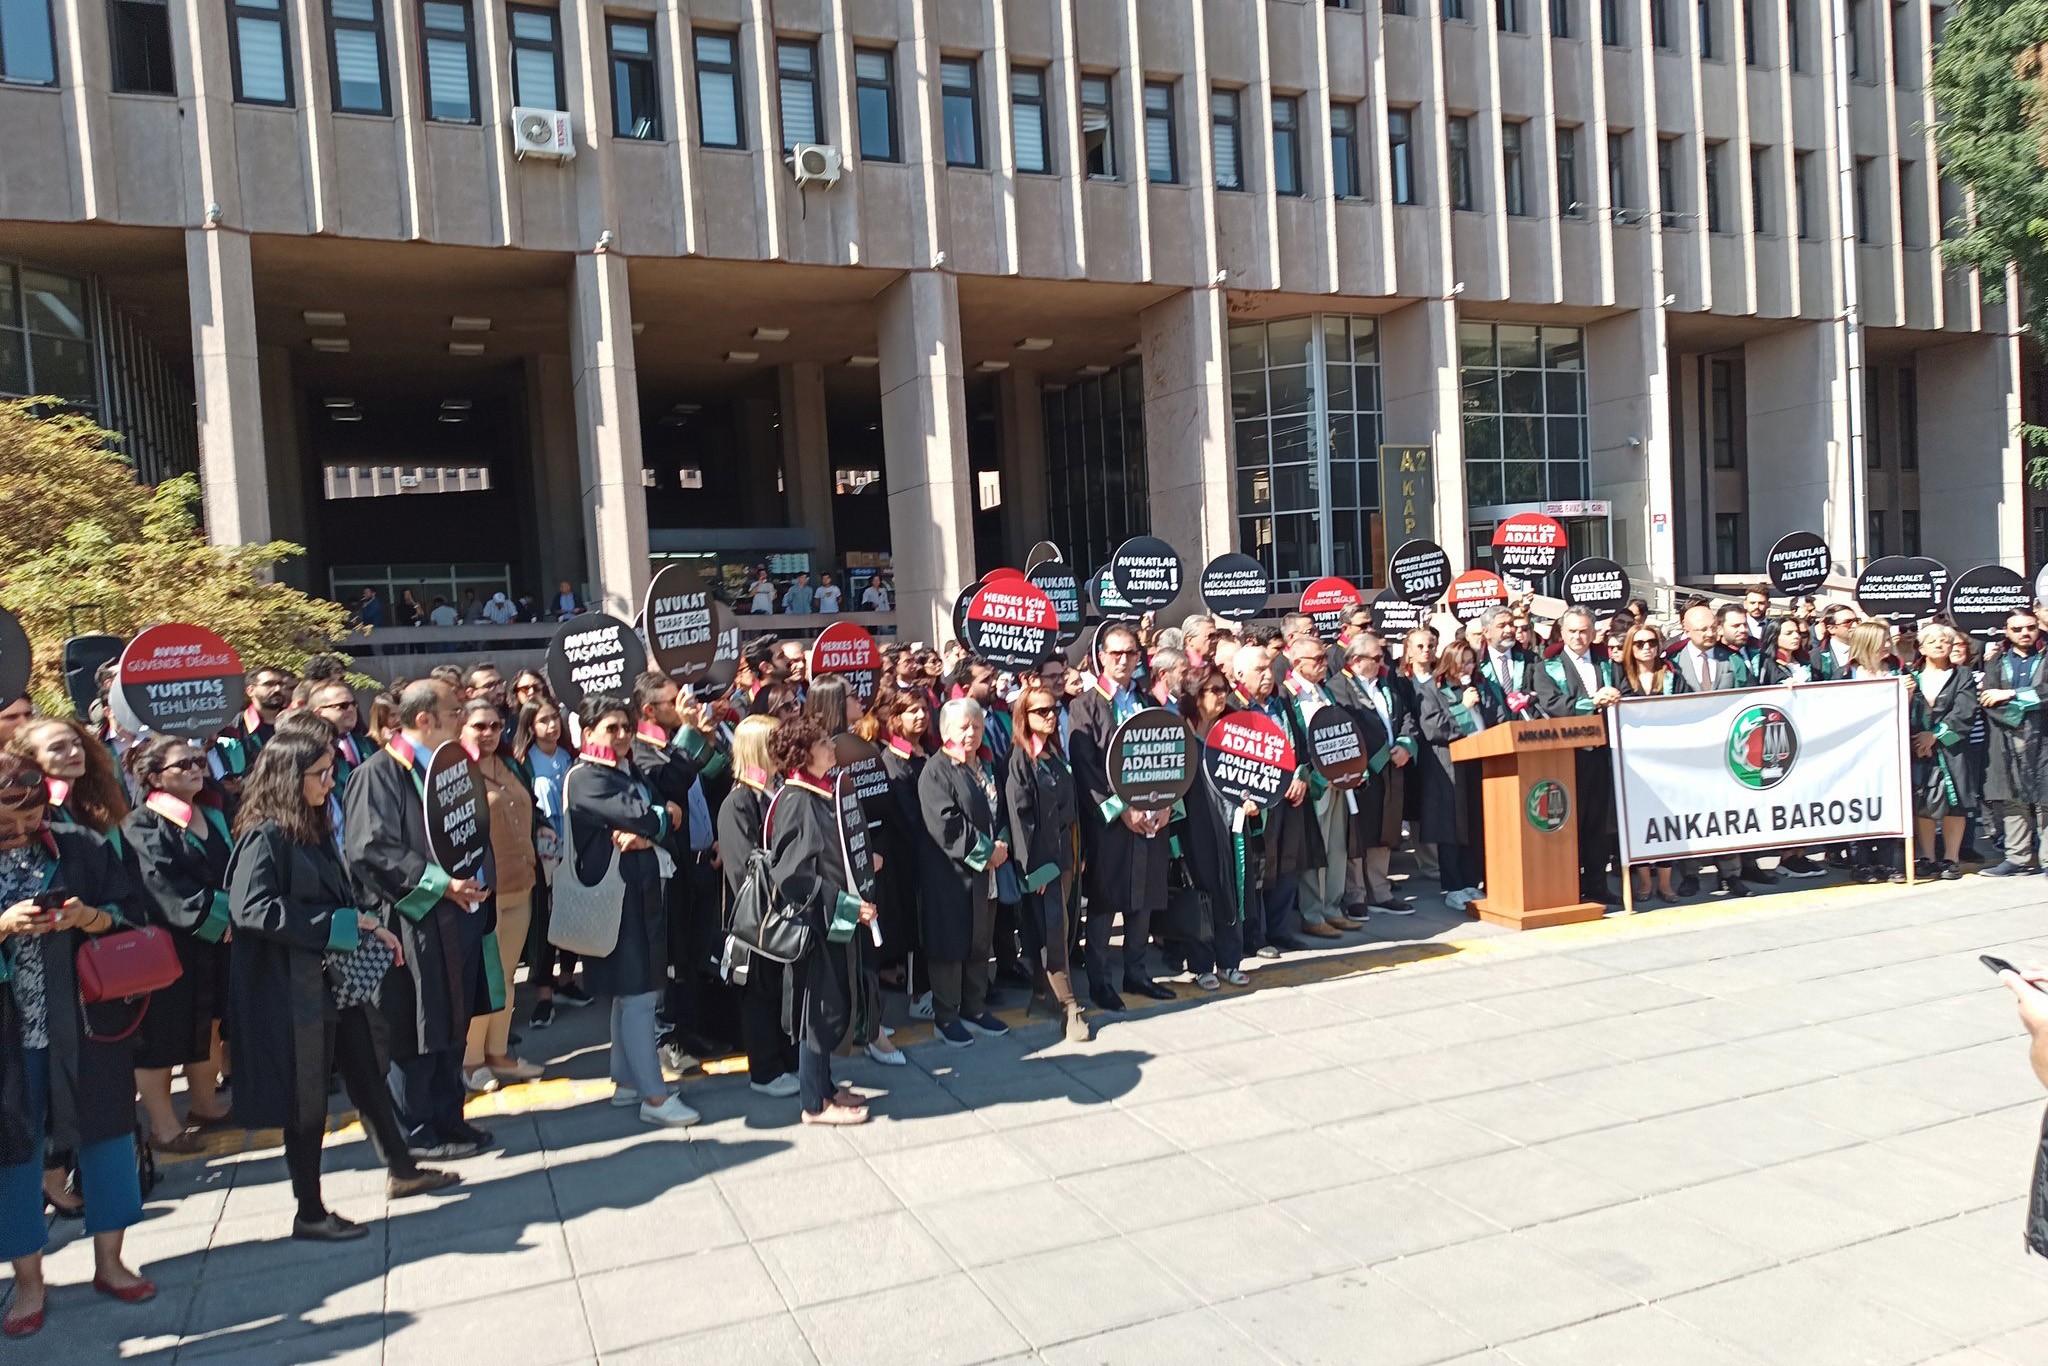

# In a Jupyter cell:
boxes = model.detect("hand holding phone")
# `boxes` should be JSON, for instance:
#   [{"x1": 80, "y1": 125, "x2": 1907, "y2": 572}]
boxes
[{"x1": 1982, "y1": 954, "x2": 2018, "y2": 976}]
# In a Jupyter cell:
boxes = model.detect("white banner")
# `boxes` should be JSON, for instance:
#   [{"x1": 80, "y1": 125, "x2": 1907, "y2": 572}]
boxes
[{"x1": 1611, "y1": 677, "x2": 1912, "y2": 865}]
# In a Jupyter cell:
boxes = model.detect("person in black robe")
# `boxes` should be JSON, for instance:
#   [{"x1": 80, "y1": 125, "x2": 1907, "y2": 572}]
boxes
[
  {"x1": 1069, "y1": 623, "x2": 1172, "y2": 1010},
  {"x1": 342, "y1": 678, "x2": 498, "y2": 1159},
  {"x1": 0, "y1": 751, "x2": 152, "y2": 1336},
  {"x1": 1332, "y1": 635, "x2": 1418, "y2": 914},
  {"x1": 210, "y1": 664, "x2": 294, "y2": 807},
  {"x1": 874, "y1": 695, "x2": 930, "y2": 998},
  {"x1": 1168, "y1": 673, "x2": 1258, "y2": 987},
  {"x1": 1910, "y1": 622, "x2": 1979, "y2": 879},
  {"x1": 1224, "y1": 646, "x2": 1317, "y2": 955},
  {"x1": 1415, "y1": 640, "x2": 1499, "y2": 908},
  {"x1": 565, "y1": 697, "x2": 696, "y2": 1127},
  {"x1": 1533, "y1": 606, "x2": 1624, "y2": 908},
  {"x1": 764, "y1": 716, "x2": 875, "y2": 1125},
  {"x1": 627, "y1": 671, "x2": 720, "y2": 1067},
  {"x1": 1981, "y1": 608, "x2": 2048, "y2": 876},
  {"x1": 919, "y1": 699, "x2": 1011, "y2": 1046},
  {"x1": 716, "y1": 716, "x2": 799, "y2": 1097},
  {"x1": 119, "y1": 736, "x2": 233, "y2": 1153},
  {"x1": 1004, "y1": 680, "x2": 1087, "y2": 1042},
  {"x1": 226, "y1": 728, "x2": 457, "y2": 1243}
]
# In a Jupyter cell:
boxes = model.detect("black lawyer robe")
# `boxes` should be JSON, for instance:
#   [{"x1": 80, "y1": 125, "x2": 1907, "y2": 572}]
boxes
[
  {"x1": 1331, "y1": 671, "x2": 1415, "y2": 851},
  {"x1": 765, "y1": 778, "x2": 860, "y2": 1054},
  {"x1": 1069, "y1": 687, "x2": 1168, "y2": 915},
  {"x1": 1984, "y1": 650, "x2": 2048, "y2": 806},
  {"x1": 225, "y1": 821, "x2": 362, "y2": 1131},
  {"x1": 917, "y1": 754, "x2": 1002, "y2": 964},
  {"x1": 343, "y1": 744, "x2": 496, "y2": 1059},
  {"x1": 1414, "y1": 680, "x2": 1499, "y2": 846},
  {"x1": 119, "y1": 803, "x2": 232, "y2": 1069},
  {"x1": 874, "y1": 742, "x2": 927, "y2": 967},
  {"x1": 1911, "y1": 668, "x2": 1981, "y2": 818},
  {"x1": 566, "y1": 758, "x2": 671, "y2": 998}
]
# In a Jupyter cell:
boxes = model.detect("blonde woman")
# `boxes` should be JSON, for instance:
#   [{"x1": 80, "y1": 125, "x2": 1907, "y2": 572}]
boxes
[{"x1": 715, "y1": 716, "x2": 800, "y2": 1097}]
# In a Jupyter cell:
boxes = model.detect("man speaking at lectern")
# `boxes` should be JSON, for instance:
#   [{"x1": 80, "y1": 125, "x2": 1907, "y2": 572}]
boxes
[{"x1": 1535, "y1": 607, "x2": 1623, "y2": 909}]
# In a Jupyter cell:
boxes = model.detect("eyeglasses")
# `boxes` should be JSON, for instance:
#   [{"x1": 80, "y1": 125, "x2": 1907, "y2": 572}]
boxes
[
  {"x1": 1102, "y1": 648, "x2": 1136, "y2": 658},
  {"x1": 317, "y1": 700, "x2": 358, "y2": 712},
  {"x1": 1027, "y1": 705, "x2": 1059, "y2": 717},
  {"x1": 162, "y1": 757, "x2": 207, "y2": 773},
  {"x1": 2013, "y1": 624, "x2": 2040, "y2": 634},
  {"x1": 1632, "y1": 639, "x2": 1659, "y2": 650},
  {"x1": 469, "y1": 722, "x2": 504, "y2": 734}
]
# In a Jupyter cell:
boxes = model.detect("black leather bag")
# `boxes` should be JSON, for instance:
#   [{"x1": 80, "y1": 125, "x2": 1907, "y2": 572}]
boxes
[{"x1": 1160, "y1": 862, "x2": 1213, "y2": 943}]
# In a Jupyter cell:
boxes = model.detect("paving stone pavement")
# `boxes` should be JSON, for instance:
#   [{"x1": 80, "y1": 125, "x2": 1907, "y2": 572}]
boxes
[{"x1": 20, "y1": 873, "x2": 2048, "y2": 1365}]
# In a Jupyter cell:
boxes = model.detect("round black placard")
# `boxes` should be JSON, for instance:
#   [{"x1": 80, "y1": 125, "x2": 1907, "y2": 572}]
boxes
[
  {"x1": 545, "y1": 613, "x2": 647, "y2": 711},
  {"x1": 1306, "y1": 706, "x2": 1370, "y2": 790},
  {"x1": 1389, "y1": 539, "x2": 1452, "y2": 606},
  {"x1": 1107, "y1": 707, "x2": 1196, "y2": 811},
  {"x1": 1766, "y1": 531, "x2": 1831, "y2": 597},
  {"x1": 1027, "y1": 561, "x2": 1083, "y2": 648},
  {"x1": 1202, "y1": 711, "x2": 1297, "y2": 810},
  {"x1": 1199, "y1": 553, "x2": 1271, "y2": 624},
  {"x1": 1562, "y1": 558, "x2": 1630, "y2": 617},
  {"x1": 1947, "y1": 564, "x2": 2033, "y2": 642},
  {"x1": 1108, "y1": 536, "x2": 1184, "y2": 613},
  {"x1": 423, "y1": 741, "x2": 489, "y2": 883},
  {"x1": 1855, "y1": 556, "x2": 1943, "y2": 626}
]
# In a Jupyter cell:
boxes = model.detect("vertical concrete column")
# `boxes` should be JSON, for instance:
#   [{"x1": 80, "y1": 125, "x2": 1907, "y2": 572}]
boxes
[
  {"x1": 1917, "y1": 333, "x2": 2025, "y2": 568},
  {"x1": 996, "y1": 368, "x2": 1049, "y2": 563},
  {"x1": 1744, "y1": 321, "x2": 1853, "y2": 579},
  {"x1": 1588, "y1": 309, "x2": 1676, "y2": 587},
  {"x1": 1379, "y1": 298, "x2": 1466, "y2": 572},
  {"x1": 778, "y1": 362, "x2": 836, "y2": 568},
  {"x1": 878, "y1": 271, "x2": 976, "y2": 643},
  {"x1": 1140, "y1": 289, "x2": 1233, "y2": 584},
  {"x1": 525, "y1": 353, "x2": 587, "y2": 603},
  {"x1": 257, "y1": 344, "x2": 307, "y2": 582},
  {"x1": 568, "y1": 251, "x2": 651, "y2": 618},
  {"x1": 186, "y1": 227, "x2": 270, "y2": 548}
]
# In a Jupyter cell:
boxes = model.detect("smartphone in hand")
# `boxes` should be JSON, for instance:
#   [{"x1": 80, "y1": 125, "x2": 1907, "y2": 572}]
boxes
[{"x1": 1981, "y1": 954, "x2": 2019, "y2": 976}]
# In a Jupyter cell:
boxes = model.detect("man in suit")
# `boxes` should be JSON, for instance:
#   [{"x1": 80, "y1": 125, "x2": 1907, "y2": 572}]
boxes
[
  {"x1": 1981, "y1": 609, "x2": 2048, "y2": 875},
  {"x1": 1534, "y1": 607, "x2": 1623, "y2": 907},
  {"x1": 1477, "y1": 607, "x2": 1539, "y2": 721},
  {"x1": 1743, "y1": 584, "x2": 1773, "y2": 647},
  {"x1": 1670, "y1": 604, "x2": 1775, "y2": 894},
  {"x1": 1811, "y1": 604, "x2": 1859, "y2": 680},
  {"x1": 1334, "y1": 634, "x2": 1417, "y2": 914}
]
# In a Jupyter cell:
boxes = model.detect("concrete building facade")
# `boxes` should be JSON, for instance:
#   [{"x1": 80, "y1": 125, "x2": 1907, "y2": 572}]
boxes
[{"x1": 0, "y1": 0, "x2": 2025, "y2": 641}]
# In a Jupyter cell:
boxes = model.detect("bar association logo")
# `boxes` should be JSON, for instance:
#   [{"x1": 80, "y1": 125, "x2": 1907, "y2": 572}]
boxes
[
  {"x1": 1727, "y1": 703, "x2": 1799, "y2": 790},
  {"x1": 1525, "y1": 779, "x2": 1569, "y2": 833}
]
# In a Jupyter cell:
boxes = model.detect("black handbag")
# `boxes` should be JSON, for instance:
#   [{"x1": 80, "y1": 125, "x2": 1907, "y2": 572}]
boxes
[{"x1": 1160, "y1": 862, "x2": 1213, "y2": 943}]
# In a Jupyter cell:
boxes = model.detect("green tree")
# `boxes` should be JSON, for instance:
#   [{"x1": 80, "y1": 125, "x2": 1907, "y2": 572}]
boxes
[
  {"x1": 0, "y1": 400, "x2": 357, "y2": 712},
  {"x1": 1931, "y1": 0, "x2": 2048, "y2": 474}
]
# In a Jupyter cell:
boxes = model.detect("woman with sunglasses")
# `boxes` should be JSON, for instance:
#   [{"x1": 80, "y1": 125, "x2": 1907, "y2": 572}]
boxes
[
  {"x1": 1168, "y1": 672, "x2": 1258, "y2": 990},
  {"x1": 510, "y1": 670, "x2": 553, "y2": 710},
  {"x1": 118, "y1": 737, "x2": 233, "y2": 1154},
  {"x1": 1005, "y1": 681, "x2": 1089, "y2": 1039},
  {"x1": 8, "y1": 718, "x2": 127, "y2": 836},
  {"x1": 0, "y1": 749, "x2": 152, "y2": 1337},
  {"x1": 513, "y1": 698, "x2": 579, "y2": 1027},
  {"x1": 1616, "y1": 625, "x2": 1687, "y2": 903},
  {"x1": 874, "y1": 692, "x2": 930, "y2": 1002},
  {"x1": 458, "y1": 699, "x2": 543, "y2": 1092},
  {"x1": 1415, "y1": 640, "x2": 1496, "y2": 909},
  {"x1": 227, "y1": 727, "x2": 458, "y2": 1245}
]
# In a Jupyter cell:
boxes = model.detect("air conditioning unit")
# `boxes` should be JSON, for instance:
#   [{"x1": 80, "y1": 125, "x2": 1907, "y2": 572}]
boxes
[
  {"x1": 510, "y1": 107, "x2": 574, "y2": 161},
  {"x1": 791, "y1": 143, "x2": 843, "y2": 187}
]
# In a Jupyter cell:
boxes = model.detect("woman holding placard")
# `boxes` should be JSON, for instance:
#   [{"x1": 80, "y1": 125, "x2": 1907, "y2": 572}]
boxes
[
  {"x1": 458, "y1": 700, "x2": 543, "y2": 1090},
  {"x1": 1414, "y1": 641, "x2": 1496, "y2": 910},
  {"x1": 717, "y1": 716, "x2": 801, "y2": 1098},
  {"x1": 1170, "y1": 672, "x2": 1255, "y2": 989},
  {"x1": 1911, "y1": 623, "x2": 1977, "y2": 881},
  {"x1": 563, "y1": 697, "x2": 697, "y2": 1127},
  {"x1": 1004, "y1": 682, "x2": 1088, "y2": 1039}
]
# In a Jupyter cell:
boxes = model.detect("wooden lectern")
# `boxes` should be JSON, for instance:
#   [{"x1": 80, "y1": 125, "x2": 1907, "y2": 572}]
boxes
[{"x1": 1448, "y1": 715, "x2": 1610, "y2": 930}]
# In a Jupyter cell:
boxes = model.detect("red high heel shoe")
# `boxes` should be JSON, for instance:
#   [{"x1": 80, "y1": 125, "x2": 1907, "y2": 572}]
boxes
[
  {"x1": 91, "y1": 1276, "x2": 157, "y2": 1304},
  {"x1": 1, "y1": 1301, "x2": 44, "y2": 1338}
]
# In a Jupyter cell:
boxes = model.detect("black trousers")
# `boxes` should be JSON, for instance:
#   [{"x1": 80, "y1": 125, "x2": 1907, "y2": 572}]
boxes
[
  {"x1": 740, "y1": 955, "x2": 800, "y2": 1084},
  {"x1": 286, "y1": 1005, "x2": 415, "y2": 1220}
]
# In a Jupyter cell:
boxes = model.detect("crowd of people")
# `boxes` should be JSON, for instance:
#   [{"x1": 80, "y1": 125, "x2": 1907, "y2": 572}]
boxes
[
  {"x1": 353, "y1": 568, "x2": 897, "y2": 634},
  {"x1": 0, "y1": 577, "x2": 2031, "y2": 1337}
]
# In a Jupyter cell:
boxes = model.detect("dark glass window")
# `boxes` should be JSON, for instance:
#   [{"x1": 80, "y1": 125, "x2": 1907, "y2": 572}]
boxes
[
  {"x1": 111, "y1": 0, "x2": 176, "y2": 95},
  {"x1": 1211, "y1": 88, "x2": 1243, "y2": 190},
  {"x1": 1447, "y1": 115, "x2": 1473, "y2": 210},
  {"x1": 609, "y1": 18, "x2": 659, "y2": 139},
  {"x1": 854, "y1": 48, "x2": 897, "y2": 162},
  {"x1": 1011, "y1": 66, "x2": 1050, "y2": 173},
  {"x1": 1080, "y1": 75, "x2": 1114, "y2": 177},
  {"x1": 1144, "y1": 82, "x2": 1177, "y2": 183},
  {"x1": 1389, "y1": 108, "x2": 1415, "y2": 204},
  {"x1": 1330, "y1": 103, "x2": 1360, "y2": 199},
  {"x1": 1502, "y1": 121, "x2": 1527, "y2": 215},
  {"x1": 694, "y1": 31, "x2": 743, "y2": 149},
  {"x1": 420, "y1": 1, "x2": 477, "y2": 123},
  {"x1": 1272, "y1": 95, "x2": 1302, "y2": 196},
  {"x1": 0, "y1": 0, "x2": 56, "y2": 84},
  {"x1": 229, "y1": 0, "x2": 292, "y2": 104},
  {"x1": 777, "y1": 39, "x2": 820, "y2": 150},
  {"x1": 941, "y1": 57, "x2": 982, "y2": 167},
  {"x1": 507, "y1": 5, "x2": 561, "y2": 110},
  {"x1": 1557, "y1": 125, "x2": 1581, "y2": 216}
]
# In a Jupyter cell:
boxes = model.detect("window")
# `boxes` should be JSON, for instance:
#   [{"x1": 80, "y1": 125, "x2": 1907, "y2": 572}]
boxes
[
  {"x1": 694, "y1": 31, "x2": 743, "y2": 149},
  {"x1": 1211, "y1": 88, "x2": 1243, "y2": 190},
  {"x1": 229, "y1": 0, "x2": 292, "y2": 104},
  {"x1": 1550, "y1": 0, "x2": 1570, "y2": 36},
  {"x1": 1230, "y1": 316, "x2": 1386, "y2": 592},
  {"x1": 1443, "y1": 0, "x2": 1466, "y2": 19},
  {"x1": 1849, "y1": 0, "x2": 1865, "y2": 75},
  {"x1": 1704, "y1": 141, "x2": 1725, "y2": 232},
  {"x1": 1045, "y1": 361, "x2": 1149, "y2": 584},
  {"x1": 1898, "y1": 158, "x2": 1920, "y2": 247},
  {"x1": 1557, "y1": 125, "x2": 1581, "y2": 216},
  {"x1": 1854, "y1": 156, "x2": 1873, "y2": 243},
  {"x1": 1867, "y1": 510, "x2": 1885, "y2": 557},
  {"x1": 1497, "y1": 0, "x2": 1522, "y2": 31},
  {"x1": 1010, "y1": 67, "x2": 1049, "y2": 173},
  {"x1": 1650, "y1": 0, "x2": 1671, "y2": 46},
  {"x1": 1787, "y1": 0, "x2": 1803, "y2": 68},
  {"x1": 1901, "y1": 510, "x2": 1920, "y2": 557},
  {"x1": 1899, "y1": 368, "x2": 1918, "y2": 468},
  {"x1": 1658, "y1": 135, "x2": 1680, "y2": 224},
  {"x1": 1744, "y1": 0, "x2": 1758, "y2": 63},
  {"x1": 1460, "y1": 322, "x2": 1590, "y2": 512},
  {"x1": 1272, "y1": 95, "x2": 1302, "y2": 196},
  {"x1": 1608, "y1": 131, "x2": 1629, "y2": 210},
  {"x1": 420, "y1": 2, "x2": 476, "y2": 122},
  {"x1": 1331, "y1": 103, "x2": 1360, "y2": 199},
  {"x1": 1865, "y1": 385, "x2": 1882, "y2": 467},
  {"x1": 0, "y1": 0, "x2": 55, "y2": 83},
  {"x1": 1502, "y1": 121, "x2": 1527, "y2": 215},
  {"x1": 1938, "y1": 170, "x2": 1965, "y2": 240},
  {"x1": 0, "y1": 265, "x2": 99, "y2": 409},
  {"x1": 1710, "y1": 360, "x2": 1737, "y2": 468},
  {"x1": 1750, "y1": 146, "x2": 1767, "y2": 232},
  {"x1": 1795, "y1": 150, "x2": 1814, "y2": 237},
  {"x1": 855, "y1": 49, "x2": 897, "y2": 162},
  {"x1": 1144, "y1": 82, "x2": 1178, "y2": 183},
  {"x1": 1389, "y1": 109, "x2": 1416, "y2": 204},
  {"x1": 777, "y1": 40, "x2": 821, "y2": 150},
  {"x1": 940, "y1": 57, "x2": 981, "y2": 167},
  {"x1": 112, "y1": 0, "x2": 176, "y2": 94},
  {"x1": 1697, "y1": 0, "x2": 1715, "y2": 56},
  {"x1": 1385, "y1": 0, "x2": 1410, "y2": 16},
  {"x1": 1602, "y1": 0, "x2": 1623, "y2": 44},
  {"x1": 1890, "y1": 0, "x2": 1909, "y2": 82},
  {"x1": 1080, "y1": 74, "x2": 1114, "y2": 177},
  {"x1": 608, "y1": 18, "x2": 659, "y2": 139},
  {"x1": 508, "y1": 6, "x2": 561, "y2": 111},
  {"x1": 1447, "y1": 114, "x2": 1473, "y2": 209},
  {"x1": 1715, "y1": 514, "x2": 1741, "y2": 574}
]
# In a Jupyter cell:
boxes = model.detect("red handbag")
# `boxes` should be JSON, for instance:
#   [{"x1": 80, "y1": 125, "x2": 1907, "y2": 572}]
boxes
[{"x1": 77, "y1": 925, "x2": 183, "y2": 1043}]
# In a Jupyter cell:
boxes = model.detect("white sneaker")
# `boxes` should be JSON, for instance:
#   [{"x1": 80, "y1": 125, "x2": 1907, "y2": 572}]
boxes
[
  {"x1": 463, "y1": 1067, "x2": 500, "y2": 1094},
  {"x1": 609, "y1": 1088, "x2": 641, "y2": 1107},
  {"x1": 908, "y1": 991, "x2": 935, "y2": 1020},
  {"x1": 866, "y1": 1041, "x2": 908, "y2": 1067},
  {"x1": 640, "y1": 1095, "x2": 701, "y2": 1128},
  {"x1": 750, "y1": 1072, "x2": 801, "y2": 1098},
  {"x1": 1443, "y1": 890, "x2": 1467, "y2": 910},
  {"x1": 489, "y1": 1057, "x2": 542, "y2": 1082}
]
